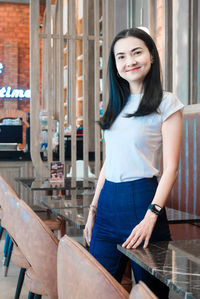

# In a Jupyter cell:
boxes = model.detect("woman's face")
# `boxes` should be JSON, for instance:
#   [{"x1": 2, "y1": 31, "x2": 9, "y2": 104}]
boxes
[{"x1": 114, "y1": 36, "x2": 152, "y2": 93}]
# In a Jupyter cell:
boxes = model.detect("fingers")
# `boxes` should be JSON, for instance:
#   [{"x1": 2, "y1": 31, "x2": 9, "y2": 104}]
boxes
[
  {"x1": 122, "y1": 233, "x2": 134, "y2": 248},
  {"x1": 84, "y1": 227, "x2": 92, "y2": 246},
  {"x1": 123, "y1": 234, "x2": 144, "y2": 249},
  {"x1": 143, "y1": 236, "x2": 150, "y2": 249},
  {"x1": 84, "y1": 229, "x2": 89, "y2": 246},
  {"x1": 122, "y1": 228, "x2": 151, "y2": 249}
]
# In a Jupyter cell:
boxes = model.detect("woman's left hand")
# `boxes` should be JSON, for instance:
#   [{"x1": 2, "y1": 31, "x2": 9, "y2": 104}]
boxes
[{"x1": 122, "y1": 210, "x2": 158, "y2": 249}]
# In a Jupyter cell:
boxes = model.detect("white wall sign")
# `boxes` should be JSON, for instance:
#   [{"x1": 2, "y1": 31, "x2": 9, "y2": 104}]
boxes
[
  {"x1": 0, "y1": 62, "x2": 31, "y2": 99},
  {"x1": 0, "y1": 86, "x2": 31, "y2": 99}
]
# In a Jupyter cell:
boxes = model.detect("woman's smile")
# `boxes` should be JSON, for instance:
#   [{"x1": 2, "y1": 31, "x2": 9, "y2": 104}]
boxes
[{"x1": 126, "y1": 67, "x2": 141, "y2": 72}]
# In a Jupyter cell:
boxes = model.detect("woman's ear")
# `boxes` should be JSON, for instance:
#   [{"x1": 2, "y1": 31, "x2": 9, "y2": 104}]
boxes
[{"x1": 151, "y1": 55, "x2": 154, "y2": 64}]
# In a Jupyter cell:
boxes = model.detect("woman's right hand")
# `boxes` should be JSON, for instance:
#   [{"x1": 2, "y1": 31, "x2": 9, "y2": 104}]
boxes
[{"x1": 84, "y1": 211, "x2": 96, "y2": 246}]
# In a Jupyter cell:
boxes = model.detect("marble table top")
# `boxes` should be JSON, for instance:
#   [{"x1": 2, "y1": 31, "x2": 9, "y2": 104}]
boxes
[
  {"x1": 15, "y1": 177, "x2": 95, "y2": 191},
  {"x1": 118, "y1": 240, "x2": 200, "y2": 299}
]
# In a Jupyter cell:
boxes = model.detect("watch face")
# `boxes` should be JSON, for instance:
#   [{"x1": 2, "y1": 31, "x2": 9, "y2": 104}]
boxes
[{"x1": 155, "y1": 204, "x2": 162, "y2": 211}]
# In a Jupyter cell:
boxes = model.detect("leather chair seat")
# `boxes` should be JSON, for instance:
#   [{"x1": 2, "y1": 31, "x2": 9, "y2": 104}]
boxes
[{"x1": 24, "y1": 267, "x2": 47, "y2": 296}]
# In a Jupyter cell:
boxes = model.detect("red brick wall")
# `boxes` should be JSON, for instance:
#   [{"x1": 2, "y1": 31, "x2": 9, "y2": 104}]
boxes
[
  {"x1": 0, "y1": 3, "x2": 44, "y2": 149},
  {"x1": 0, "y1": 3, "x2": 30, "y2": 112},
  {"x1": 0, "y1": 3, "x2": 30, "y2": 90}
]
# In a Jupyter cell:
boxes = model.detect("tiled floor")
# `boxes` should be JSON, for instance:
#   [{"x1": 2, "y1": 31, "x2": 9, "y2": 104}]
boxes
[{"x1": 0, "y1": 230, "x2": 182, "y2": 299}]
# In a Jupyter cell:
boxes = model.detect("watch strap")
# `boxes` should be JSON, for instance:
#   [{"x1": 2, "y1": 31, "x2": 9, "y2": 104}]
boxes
[{"x1": 148, "y1": 203, "x2": 163, "y2": 216}]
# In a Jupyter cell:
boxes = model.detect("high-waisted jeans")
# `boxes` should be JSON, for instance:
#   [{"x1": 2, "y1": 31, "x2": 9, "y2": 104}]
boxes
[{"x1": 89, "y1": 177, "x2": 171, "y2": 299}]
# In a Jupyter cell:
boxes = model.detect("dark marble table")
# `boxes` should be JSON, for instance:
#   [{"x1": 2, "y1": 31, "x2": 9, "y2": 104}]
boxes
[
  {"x1": 35, "y1": 190, "x2": 94, "y2": 229},
  {"x1": 118, "y1": 240, "x2": 200, "y2": 299},
  {"x1": 166, "y1": 208, "x2": 200, "y2": 224}
]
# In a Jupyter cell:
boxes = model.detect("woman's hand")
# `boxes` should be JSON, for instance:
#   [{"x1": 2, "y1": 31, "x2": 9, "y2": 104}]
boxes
[
  {"x1": 84, "y1": 211, "x2": 96, "y2": 246},
  {"x1": 122, "y1": 210, "x2": 158, "y2": 249}
]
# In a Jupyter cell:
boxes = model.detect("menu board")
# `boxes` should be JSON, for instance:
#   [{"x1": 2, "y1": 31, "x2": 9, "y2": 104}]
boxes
[{"x1": 50, "y1": 161, "x2": 64, "y2": 182}]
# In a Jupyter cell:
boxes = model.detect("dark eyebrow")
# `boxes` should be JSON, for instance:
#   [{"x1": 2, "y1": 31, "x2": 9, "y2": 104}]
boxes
[{"x1": 115, "y1": 47, "x2": 143, "y2": 57}]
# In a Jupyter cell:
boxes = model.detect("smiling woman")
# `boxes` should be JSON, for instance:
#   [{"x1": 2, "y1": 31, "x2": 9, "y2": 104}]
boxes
[{"x1": 84, "y1": 28, "x2": 184, "y2": 299}]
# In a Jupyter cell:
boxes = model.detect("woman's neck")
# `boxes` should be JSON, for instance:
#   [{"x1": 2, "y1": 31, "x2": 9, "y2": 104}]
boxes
[{"x1": 129, "y1": 82, "x2": 143, "y2": 95}]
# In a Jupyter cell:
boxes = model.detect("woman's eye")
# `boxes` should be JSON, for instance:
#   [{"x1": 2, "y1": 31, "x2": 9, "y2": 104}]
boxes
[
  {"x1": 134, "y1": 51, "x2": 141, "y2": 56},
  {"x1": 117, "y1": 55, "x2": 124, "y2": 60}
]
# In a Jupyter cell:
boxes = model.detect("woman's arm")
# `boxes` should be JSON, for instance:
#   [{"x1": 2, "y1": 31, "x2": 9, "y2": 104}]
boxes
[
  {"x1": 84, "y1": 161, "x2": 106, "y2": 245},
  {"x1": 90, "y1": 161, "x2": 106, "y2": 208},
  {"x1": 122, "y1": 110, "x2": 183, "y2": 249}
]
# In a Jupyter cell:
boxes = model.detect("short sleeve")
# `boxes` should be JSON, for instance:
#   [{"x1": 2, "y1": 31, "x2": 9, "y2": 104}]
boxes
[{"x1": 160, "y1": 92, "x2": 184, "y2": 122}]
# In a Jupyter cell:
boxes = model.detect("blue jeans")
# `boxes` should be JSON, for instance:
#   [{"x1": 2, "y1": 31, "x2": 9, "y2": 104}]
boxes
[{"x1": 89, "y1": 177, "x2": 171, "y2": 299}]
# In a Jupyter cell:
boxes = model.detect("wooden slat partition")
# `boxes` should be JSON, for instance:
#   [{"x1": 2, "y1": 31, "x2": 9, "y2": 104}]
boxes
[{"x1": 30, "y1": 0, "x2": 114, "y2": 179}]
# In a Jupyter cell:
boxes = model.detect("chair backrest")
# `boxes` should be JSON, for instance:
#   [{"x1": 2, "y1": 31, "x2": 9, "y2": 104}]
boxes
[
  {"x1": 57, "y1": 235, "x2": 129, "y2": 299},
  {"x1": 0, "y1": 176, "x2": 19, "y2": 238},
  {"x1": 167, "y1": 104, "x2": 200, "y2": 215},
  {"x1": 14, "y1": 200, "x2": 59, "y2": 299},
  {"x1": 129, "y1": 281, "x2": 158, "y2": 299}
]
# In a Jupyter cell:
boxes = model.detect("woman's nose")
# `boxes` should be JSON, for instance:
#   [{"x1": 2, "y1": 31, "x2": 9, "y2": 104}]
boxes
[{"x1": 126, "y1": 56, "x2": 136, "y2": 66}]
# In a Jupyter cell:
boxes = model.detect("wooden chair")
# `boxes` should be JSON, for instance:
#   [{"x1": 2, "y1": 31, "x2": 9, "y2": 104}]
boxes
[
  {"x1": 166, "y1": 104, "x2": 200, "y2": 240},
  {"x1": 57, "y1": 235, "x2": 158, "y2": 299},
  {"x1": 13, "y1": 199, "x2": 59, "y2": 298}
]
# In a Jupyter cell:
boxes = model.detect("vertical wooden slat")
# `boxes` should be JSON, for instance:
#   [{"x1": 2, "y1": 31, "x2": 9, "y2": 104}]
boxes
[
  {"x1": 102, "y1": 0, "x2": 107, "y2": 161},
  {"x1": 189, "y1": 0, "x2": 198, "y2": 104},
  {"x1": 30, "y1": 0, "x2": 48, "y2": 178},
  {"x1": 148, "y1": 0, "x2": 156, "y2": 41},
  {"x1": 102, "y1": 0, "x2": 114, "y2": 161},
  {"x1": 83, "y1": 0, "x2": 89, "y2": 179},
  {"x1": 57, "y1": 0, "x2": 65, "y2": 165},
  {"x1": 42, "y1": 11, "x2": 47, "y2": 111},
  {"x1": 46, "y1": 0, "x2": 53, "y2": 163},
  {"x1": 52, "y1": 4, "x2": 59, "y2": 120},
  {"x1": 163, "y1": 0, "x2": 173, "y2": 92},
  {"x1": 94, "y1": 0, "x2": 101, "y2": 176},
  {"x1": 68, "y1": 0, "x2": 77, "y2": 180}
]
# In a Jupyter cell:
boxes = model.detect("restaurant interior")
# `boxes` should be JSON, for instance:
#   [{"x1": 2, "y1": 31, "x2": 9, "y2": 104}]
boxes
[{"x1": 0, "y1": 0, "x2": 200, "y2": 298}]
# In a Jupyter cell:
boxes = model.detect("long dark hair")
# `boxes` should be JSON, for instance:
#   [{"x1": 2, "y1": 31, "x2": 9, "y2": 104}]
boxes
[{"x1": 99, "y1": 28, "x2": 163, "y2": 130}]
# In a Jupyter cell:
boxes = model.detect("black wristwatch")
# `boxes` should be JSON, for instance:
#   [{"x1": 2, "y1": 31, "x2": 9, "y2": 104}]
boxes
[{"x1": 148, "y1": 203, "x2": 163, "y2": 216}]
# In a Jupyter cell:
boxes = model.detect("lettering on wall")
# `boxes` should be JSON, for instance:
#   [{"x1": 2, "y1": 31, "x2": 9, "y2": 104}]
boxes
[{"x1": 0, "y1": 62, "x2": 31, "y2": 99}]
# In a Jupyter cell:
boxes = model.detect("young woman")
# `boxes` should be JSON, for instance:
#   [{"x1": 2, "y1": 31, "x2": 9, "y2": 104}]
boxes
[{"x1": 84, "y1": 28, "x2": 183, "y2": 298}]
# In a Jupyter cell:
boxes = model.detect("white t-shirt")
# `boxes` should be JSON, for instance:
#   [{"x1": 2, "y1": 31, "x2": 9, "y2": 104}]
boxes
[{"x1": 104, "y1": 92, "x2": 184, "y2": 182}]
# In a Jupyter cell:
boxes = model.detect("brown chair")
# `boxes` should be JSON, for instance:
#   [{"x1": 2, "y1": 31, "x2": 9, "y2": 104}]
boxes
[
  {"x1": 0, "y1": 177, "x2": 31, "y2": 298},
  {"x1": 0, "y1": 175, "x2": 66, "y2": 239},
  {"x1": 129, "y1": 281, "x2": 158, "y2": 299},
  {"x1": 13, "y1": 199, "x2": 59, "y2": 298},
  {"x1": 57, "y1": 235, "x2": 129, "y2": 299},
  {"x1": 0, "y1": 175, "x2": 64, "y2": 280},
  {"x1": 1, "y1": 178, "x2": 58, "y2": 298},
  {"x1": 57, "y1": 235, "x2": 158, "y2": 299}
]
